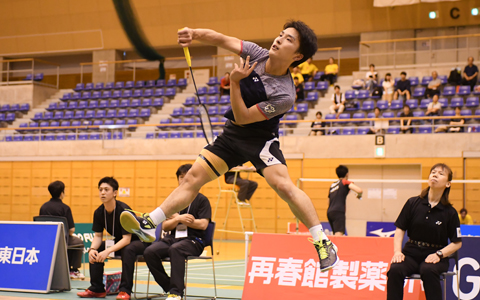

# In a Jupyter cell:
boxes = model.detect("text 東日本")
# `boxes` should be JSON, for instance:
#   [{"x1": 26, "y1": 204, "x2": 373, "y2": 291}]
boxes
[{"x1": 0, "y1": 246, "x2": 40, "y2": 265}]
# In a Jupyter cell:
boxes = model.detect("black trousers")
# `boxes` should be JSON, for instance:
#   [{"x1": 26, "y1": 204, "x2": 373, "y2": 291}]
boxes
[
  {"x1": 386, "y1": 242, "x2": 449, "y2": 300},
  {"x1": 461, "y1": 77, "x2": 477, "y2": 90},
  {"x1": 320, "y1": 73, "x2": 336, "y2": 85},
  {"x1": 143, "y1": 235, "x2": 204, "y2": 296},
  {"x1": 425, "y1": 88, "x2": 440, "y2": 98},
  {"x1": 225, "y1": 176, "x2": 258, "y2": 201},
  {"x1": 67, "y1": 235, "x2": 84, "y2": 271},
  {"x1": 88, "y1": 240, "x2": 149, "y2": 294}
]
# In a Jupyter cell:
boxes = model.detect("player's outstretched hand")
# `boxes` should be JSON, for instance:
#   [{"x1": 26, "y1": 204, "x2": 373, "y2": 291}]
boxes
[
  {"x1": 391, "y1": 251, "x2": 405, "y2": 264},
  {"x1": 178, "y1": 27, "x2": 194, "y2": 47},
  {"x1": 231, "y1": 56, "x2": 257, "y2": 83}
]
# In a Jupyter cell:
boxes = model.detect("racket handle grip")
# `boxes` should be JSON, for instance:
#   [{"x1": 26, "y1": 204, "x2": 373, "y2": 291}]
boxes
[{"x1": 183, "y1": 47, "x2": 192, "y2": 67}]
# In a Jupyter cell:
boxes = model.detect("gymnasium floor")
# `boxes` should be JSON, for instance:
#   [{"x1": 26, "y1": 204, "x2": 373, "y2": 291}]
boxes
[{"x1": 0, "y1": 241, "x2": 247, "y2": 300}]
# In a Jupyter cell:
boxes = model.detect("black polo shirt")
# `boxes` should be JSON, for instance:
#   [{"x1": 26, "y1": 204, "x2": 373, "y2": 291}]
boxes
[
  {"x1": 464, "y1": 64, "x2": 479, "y2": 77},
  {"x1": 92, "y1": 200, "x2": 139, "y2": 243},
  {"x1": 396, "y1": 79, "x2": 411, "y2": 92},
  {"x1": 39, "y1": 198, "x2": 75, "y2": 231},
  {"x1": 166, "y1": 193, "x2": 211, "y2": 240},
  {"x1": 327, "y1": 179, "x2": 352, "y2": 214},
  {"x1": 395, "y1": 196, "x2": 461, "y2": 247}
]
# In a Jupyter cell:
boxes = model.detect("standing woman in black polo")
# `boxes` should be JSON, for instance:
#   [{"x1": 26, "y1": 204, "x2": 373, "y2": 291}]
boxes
[{"x1": 386, "y1": 163, "x2": 462, "y2": 300}]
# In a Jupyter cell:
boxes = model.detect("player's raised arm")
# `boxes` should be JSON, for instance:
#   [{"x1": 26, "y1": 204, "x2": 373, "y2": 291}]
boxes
[{"x1": 178, "y1": 27, "x2": 242, "y2": 54}]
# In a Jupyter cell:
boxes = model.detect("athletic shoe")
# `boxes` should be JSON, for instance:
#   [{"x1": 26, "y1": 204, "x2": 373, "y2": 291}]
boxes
[
  {"x1": 310, "y1": 238, "x2": 339, "y2": 272},
  {"x1": 116, "y1": 291, "x2": 130, "y2": 300},
  {"x1": 237, "y1": 200, "x2": 248, "y2": 206},
  {"x1": 77, "y1": 289, "x2": 106, "y2": 298},
  {"x1": 167, "y1": 294, "x2": 181, "y2": 300},
  {"x1": 120, "y1": 210, "x2": 157, "y2": 243},
  {"x1": 70, "y1": 270, "x2": 85, "y2": 280}
]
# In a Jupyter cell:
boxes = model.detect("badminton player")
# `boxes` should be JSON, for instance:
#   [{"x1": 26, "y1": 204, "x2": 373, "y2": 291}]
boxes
[{"x1": 121, "y1": 20, "x2": 338, "y2": 271}]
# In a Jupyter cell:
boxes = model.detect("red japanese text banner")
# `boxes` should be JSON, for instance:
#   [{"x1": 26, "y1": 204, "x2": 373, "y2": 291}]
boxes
[{"x1": 243, "y1": 234, "x2": 426, "y2": 300}]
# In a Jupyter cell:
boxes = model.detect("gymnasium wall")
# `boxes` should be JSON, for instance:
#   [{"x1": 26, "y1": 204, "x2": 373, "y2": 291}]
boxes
[{"x1": 2, "y1": 0, "x2": 480, "y2": 56}]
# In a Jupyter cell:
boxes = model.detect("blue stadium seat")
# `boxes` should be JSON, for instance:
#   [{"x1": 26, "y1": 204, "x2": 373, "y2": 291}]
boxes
[
  {"x1": 57, "y1": 102, "x2": 67, "y2": 110},
  {"x1": 71, "y1": 92, "x2": 81, "y2": 100},
  {"x1": 101, "y1": 91, "x2": 111, "y2": 99},
  {"x1": 132, "y1": 90, "x2": 143, "y2": 98},
  {"x1": 34, "y1": 73, "x2": 44, "y2": 81},
  {"x1": 342, "y1": 128, "x2": 355, "y2": 135},
  {"x1": 357, "y1": 90, "x2": 370, "y2": 99},
  {"x1": 81, "y1": 92, "x2": 91, "y2": 100},
  {"x1": 120, "y1": 99, "x2": 130, "y2": 108},
  {"x1": 197, "y1": 87, "x2": 207, "y2": 96},
  {"x1": 438, "y1": 97, "x2": 448, "y2": 108},
  {"x1": 417, "y1": 126, "x2": 432, "y2": 134},
  {"x1": 184, "y1": 97, "x2": 196, "y2": 106},
  {"x1": 153, "y1": 98, "x2": 164, "y2": 107},
  {"x1": 130, "y1": 99, "x2": 141, "y2": 107},
  {"x1": 442, "y1": 86, "x2": 456, "y2": 96},
  {"x1": 145, "y1": 80, "x2": 155, "y2": 88},
  {"x1": 32, "y1": 112, "x2": 43, "y2": 121},
  {"x1": 177, "y1": 78, "x2": 187, "y2": 88},
  {"x1": 64, "y1": 110, "x2": 74, "y2": 119},
  {"x1": 78, "y1": 133, "x2": 89, "y2": 140},
  {"x1": 19, "y1": 103, "x2": 30, "y2": 112},
  {"x1": 93, "y1": 120, "x2": 103, "y2": 127},
  {"x1": 390, "y1": 100, "x2": 403, "y2": 110},
  {"x1": 53, "y1": 111, "x2": 63, "y2": 120},
  {"x1": 90, "y1": 133, "x2": 101, "y2": 140},
  {"x1": 112, "y1": 90, "x2": 122, "y2": 98},
  {"x1": 198, "y1": 96, "x2": 207, "y2": 105},
  {"x1": 0, "y1": 104, "x2": 9, "y2": 112},
  {"x1": 167, "y1": 79, "x2": 177, "y2": 87},
  {"x1": 377, "y1": 100, "x2": 389, "y2": 110},
  {"x1": 143, "y1": 89, "x2": 153, "y2": 98},
  {"x1": 183, "y1": 107, "x2": 194, "y2": 116},
  {"x1": 56, "y1": 134, "x2": 66, "y2": 141},
  {"x1": 157, "y1": 132, "x2": 169, "y2": 139},
  {"x1": 170, "y1": 119, "x2": 182, "y2": 129},
  {"x1": 60, "y1": 93, "x2": 72, "y2": 101},
  {"x1": 367, "y1": 112, "x2": 376, "y2": 118},
  {"x1": 71, "y1": 120, "x2": 82, "y2": 127},
  {"x1": 361, "y1": 100, "x2": 375, "y2": 110},
  {"x1": 296, "y1": 103, "x2": 308, "y2": 113},
  {"x1": 461, "y1": 109, "x2": 472, "y2": 118},
  {"x1": 23, "y1": 135, "x2": 34, "y2": 141},
  {"x1": 104, "y1": 120, "x2": 114, "y2": 126},
  {"x1": 60, "y1": 121, "x2": 70, "y2": 129},
  {"x1": 78, "y1": 101, "x2": 87, "y2": 109},
  {"x1": 146, "y1": 133, "x2": 155, "y2": 139},
  {"x1": 106, "y1": 110, "x2": 117, "y2": 118},
  {"x1": 412, "y1": 111, "x2": 425, "y2": 124},
  {"x1": 357, "y1": 128, "x2": 370, "y2": 135},
  {"x1": 0, "y1": 113, "x2": 4, "y2": 122},
  {"x1": 206, "y1": 96, "x2": 218, "y2": 105},
  {"x1": 406, "y1": 99, "x2": 419, "y2": 109},
  {"x1": 140, "y1": 108, "x2": 151, "y2": 118},
  {"x1": 182, "y1": 132, "x2": 193, "y2": 138},
  {"x1": 141, "y1": 98, "x2": 152, "y2": 107},
  {"x1": 94, "y1": 82, "x2": 104, "y2": 90},
  {"x1": 305, "y1": 92, "x2": 318, "y2": 102},
  {"x1": 388, "y1": 127, "x2": 400, "y2": 134},
  {"x1": 74, "y1": 83, "x2": 84, "y2": 91},
  {"x1": 165, "y1": 88, "x2": 176, "y2": 97},
  {"x1": 170, "y1": 132, "x2": 181, "y2": 138},
  {"x1": 156, "y1": 79, "x2": 166, "y2": 88},
  {"x1": 420, "y1": 99, "x2": 432, "y2": 109},
  {"x1": 128, "y1": 109, "x2": 139, "y2": 118},
  {"x1": 457, "y1": 86, "x2": 471, "y2": 96},
  {"x1": 98, "y1": 100, "x2": 109, "y2": 108},
  {"x1": 84, "y1": 83, "x2": 94, "y2": 90},
  {"x1": 316, "y1": 81, "x2": 329, "y2": 91},
  {"x1": 85, "y1": 110, "x2": 95, "y2": 119},
  {"x1": 466, "y1": 97, "x2": 479, "y2": 108},
  {"x1": 115, "y1": 120, "x2": 126, "y2": 125},
  {"x1": 88, "y1": 100, "x2": 98, "y2": 109},
  {"x1": 219, "y1": 95, "x2": 230, "y2": 104},
  {"x1": 109, "y1": 99, "x2": 119, "y2": 108},
  {"x1": 412, "y1": 87, "x2": 425, "y2": 98},
  {"x1": 114, "y1": 81, "x2": 124, "y2": 89},
  {"x1": 47, "y1": 103, "x2": 57, "y2": 111},
  {"x1": 421, "y1": 76, "x2": 433, "y2": 86},
  {"x1": 285, "y1": 114, "x2": 298, "y2": 125},
  {"x1": 9, "y1": 104, "x2": 20, "y2": 112},
  {"x1": 121, "y1": 90, "x2": 132, "y2": 98},
  {"x1": 450, "y1": 97, "x2": 464, "y2": 108},
  {"x1": 127, "y1": 119, "x2": 138, "y2": 126},
  {"x1": 345, "y1": 90, "x2": 356, "y2": 100},
  {"x1": 220, "y1": 105, "x2": 230, "y2": 115},
  {"x1": 171, "y1": 107, "x2": 183, "y2": 117},
  {"x1": 125, "y1": 81, "x2": 135, "y2": 89},
  {"x1": 438, "y1": 75, "x2": 447, "y2": 85},
  {"x1": 304, "y1": 82, "x2": 315, "y2": 91},
  {"x1": 43, "y1": 112, "x2": 53, "y2": 120},
  {"x1": 66, "y1": 133, "x2": 76, "y2": 140},
  {"x1": 207, "y1": 77, "x2": 219, "y2": 86},
  {"x1": 208, "y1": 106, "x2": 219, "y2": 115}
]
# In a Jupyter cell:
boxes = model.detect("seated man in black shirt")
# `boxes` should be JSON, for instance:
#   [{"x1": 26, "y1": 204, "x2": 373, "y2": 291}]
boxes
[
  {"x1": 399, "y1": 105, "x2": 413, "y2": 134},
  {"x1": 40, "y1": 180, "x2": 85, "y2": 279},
  {"x1": 77, "y1": 177, "x2": 138, "y2": 299},
  {"x1": 143, "y1": 164, "x2": 211, "y2": 300},
  {"x1": 224, "y1": 165, "x2": 258, "y2": 204},
  {"x1": 462, "y1": 56, "x2": 478, "y2": 90},
  {"x1": 394, "y1": 71, "x2": 411, "y2": 101}
]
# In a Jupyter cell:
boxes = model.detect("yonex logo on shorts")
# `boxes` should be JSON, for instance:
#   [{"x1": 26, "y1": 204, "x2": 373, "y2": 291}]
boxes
[{"x1": 252, "y1": 77, "x2": 259, "y2": 82}]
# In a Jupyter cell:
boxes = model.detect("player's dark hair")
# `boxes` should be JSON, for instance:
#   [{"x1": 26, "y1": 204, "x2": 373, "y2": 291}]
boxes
[
  {"x1": 460, "y1": 208, "x2": 467, "y2": 214},
  {"x1": 284, "y1": 20, "x2": 318, "y2": 68},
  {"x1": 403, "y1": 104, "x2": 410, "y2": 110},
  {"x1": 374, "y1": 107, "x2": 381, "y2": 112},
  {"x1": 336, "y1": 165, "x2": 349, "y2": 178},
  {"x1": 316, "y1": 111, "x2": 322, "y2": 117},
  {"x1": 176, "y1": 164, "x2": 192, "y2": 179},
  {"x1": 400, "y1": 71, "x2": 407, "y2": 76},
  {"x1": 334, "y1": 85, "x2": 340, "y2": 90},
  {"x1": 48, "y1": 180, "x2": 65, "y2": 198},
  {"x1": 98, "y1": 176, "x2": 119, "y2": 191},
  {"x1": 420, "y1": 163, "x2": 453, "y2": 206}
]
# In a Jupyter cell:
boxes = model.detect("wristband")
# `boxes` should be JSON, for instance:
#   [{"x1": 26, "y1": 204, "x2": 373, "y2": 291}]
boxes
[{"x1": 88, "y1": 248, "x2": 96, "y2": 253}]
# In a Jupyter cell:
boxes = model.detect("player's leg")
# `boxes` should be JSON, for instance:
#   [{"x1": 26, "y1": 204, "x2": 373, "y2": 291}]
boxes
[
  {"x1": 262, "y1": 164, "x2": 339, "y2": 271},
  {"x1": 121, "y1": 149, "x2": 229, "y2": 242}
]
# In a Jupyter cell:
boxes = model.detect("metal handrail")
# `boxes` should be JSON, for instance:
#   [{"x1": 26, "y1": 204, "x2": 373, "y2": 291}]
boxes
[{"x1": 0, "y1": 58, "x2": 60, "y2": 89}]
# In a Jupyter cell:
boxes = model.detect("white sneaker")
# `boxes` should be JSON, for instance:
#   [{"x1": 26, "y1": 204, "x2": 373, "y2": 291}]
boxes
[
  {"x1": 70, "y1": 271, "x2": 85, "y2": 280},
  {"x1": 167, "y1": 294, "x2": 181, "y2": 300}
]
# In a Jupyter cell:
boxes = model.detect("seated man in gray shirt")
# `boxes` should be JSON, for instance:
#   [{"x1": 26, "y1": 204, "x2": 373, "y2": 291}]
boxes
[{"x1": 425, "y1": 71, "x2": 442, "y2": 98}]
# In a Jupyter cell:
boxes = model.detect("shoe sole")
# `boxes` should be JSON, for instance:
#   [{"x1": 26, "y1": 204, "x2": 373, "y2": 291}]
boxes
[
  {"x1": 319, "y1": 244, "x2": 340, "y2": 272},
  {"x1": 120, "y1": 212, "x2": 156, "y2": 243}
]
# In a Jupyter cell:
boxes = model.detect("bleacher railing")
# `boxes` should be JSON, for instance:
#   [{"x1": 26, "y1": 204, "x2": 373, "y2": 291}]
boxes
[
  {"x1": 360, "y1": 33, "x2": 480, "y2": 71},
  {"x1": 0, "y1": 58, "x2": 59, "y2": 88},
  {"x1": 0, "y1": 115, "x2": 477, "y2": 142}
]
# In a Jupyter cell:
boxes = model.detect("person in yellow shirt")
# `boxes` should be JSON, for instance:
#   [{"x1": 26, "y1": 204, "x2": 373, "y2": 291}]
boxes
[
  {"x1": 291, "y1": 67, "x2": 304, "y2": 84},
  {"x1": 320, "y1": 57, "x2": 339, "y2": 85},
  {"x1": 298, "y1": 58, "x2": 318, "y2": 82},
  {"x1": 459, "y1": 208, "x2": 474, "y2": 225}
]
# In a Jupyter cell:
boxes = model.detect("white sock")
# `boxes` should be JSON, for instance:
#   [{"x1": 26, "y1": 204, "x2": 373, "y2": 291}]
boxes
[
  {"x1": 149, "y1": 207, "x2": 166, "y2": 225},
  {"x1": 309, "y1": 224, "x2": 328, "y2": 241}
]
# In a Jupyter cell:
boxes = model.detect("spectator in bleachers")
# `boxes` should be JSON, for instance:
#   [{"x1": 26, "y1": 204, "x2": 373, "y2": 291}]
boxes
[
  {"x1": 310, "y1": 111, "x2": 325, "y2": 136},
  {"x1": 294, "y1": 77, "x2": 304, "y2": 101},
  {"x1": 291, "y1": 67, "x2": 304, "y2": 84},
  {"x1": 382, "y1": 73, "x2": 395, "y2": 104},
  {"x1": 298, "y1": 58, "x2": 318, "y2": 82},
  {"x1": 394, "y1": 71, "x2": 411, "y2": 101},
  {"x1": 320, "y1": 57, "x2": 338, "y2": 86},
  {"x1": 329, "y1": 85, "x2": 345, "y2": 117},
  {"x1": 426, "y1": 94, "x2": 442, "y2": 117},
  {"x1": 448, "y1": 67, "x2": 462, "y2": 86},
  {"x1": 220, "y1": 72, "x2": 230, "y2": 96},
  {"x1": 399, "y1": 105, "x2": 413, "y2": 134},
  {"x1": 365, "y1": 64, "x2": 378, "y2": 94},
  {"x1": 462, "y1": 56, "x2": 478, "y2": 90},
  {"x1": 425, "y1": 71, "x2": 442, "y2": 98},
  {"x1": 434, "y1": 107, "x2": 465, "y2": 133},
  {"x1": 367, "y1": 107, "x2": 388, "y2": 134},
  {"x1": 458, "y1": 208, "x2": 474, "y2": 225}
]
